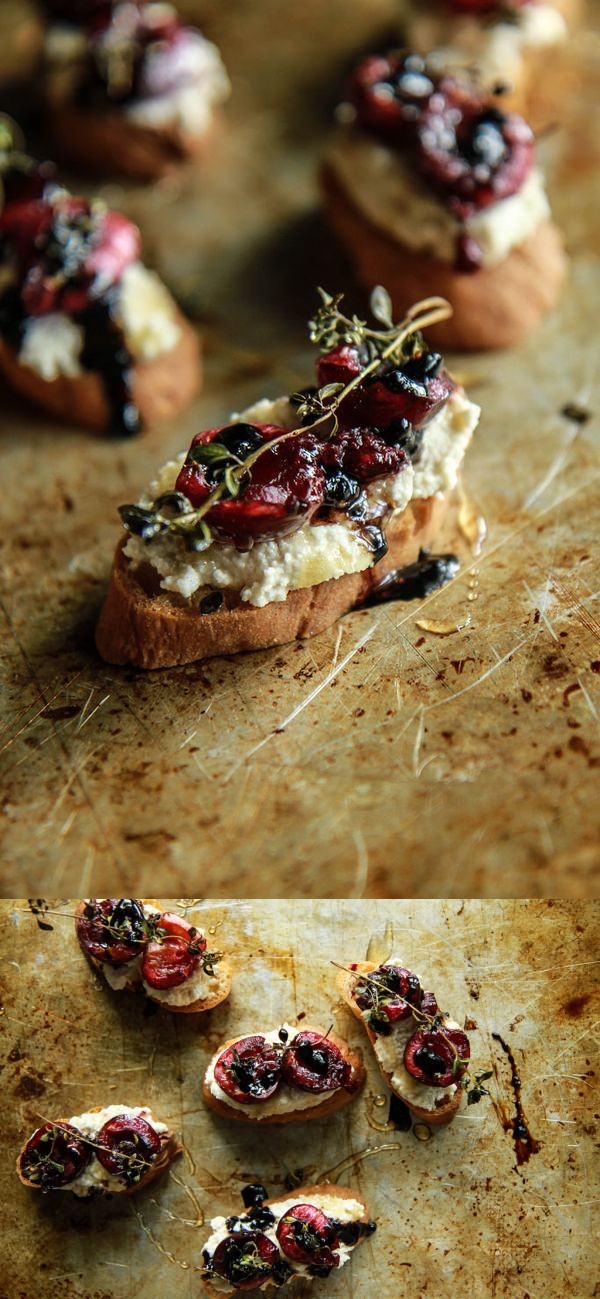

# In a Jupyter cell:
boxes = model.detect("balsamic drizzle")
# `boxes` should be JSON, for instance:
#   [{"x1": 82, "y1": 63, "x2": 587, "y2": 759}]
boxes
[
  {"x1": 492, "y1": 1033, "x2": 541, "y2": 1166},
  {"x1": 361, "y1": 551, "x2": 459, "y2": 607}
]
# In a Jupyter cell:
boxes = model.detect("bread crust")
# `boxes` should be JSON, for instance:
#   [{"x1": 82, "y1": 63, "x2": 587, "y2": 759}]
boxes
[
  {"x1": 74, "y1": 899, "x2": 231, "y2": 1014},
  {"x1": 321, "y1": 164, "x2": 567, "y2": 352},
  {"x1": 202, "y1": 1025, "x2": 365, "y2": 1124},
  {"x1": 48, "y1": 100, "x2": 217, "y2": 181},
  {"x1": 201, "y1": 1183, "x2": 371, "y2": 1298},
  {"x1": 95, "y1": 491, "x2": 449, "y2": 668},
  {"x1": 16, "y1": 1107, "x2": 182, "y2": 1195},
  {"x1": 0, "y1": 309, "x2": 201, "y2": 433},
  {"x1": 336, "y1": 964, "x2": 461, "y2": 1126}
]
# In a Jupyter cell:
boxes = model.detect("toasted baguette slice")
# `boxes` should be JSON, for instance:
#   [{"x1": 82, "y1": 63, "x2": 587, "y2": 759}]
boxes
[
  {"x1": 75, "y1": 899, "x2": 231, "y2": 1014},
  {"x1": 202, "y1": 1183, "x2": 372, "y2": 1297},
  {"x1": 95, "y1": 491, "x2": 449, "y2": 668},
  {"x1": 336, "y1": 964, "x2": 461, "y2": 1126},
  {"x1": 0, "y1": 310, "x2": 200, "y2": 433},
  {"x1": 322, "y1": 165, "x2": 566, "y2": 352},
  {"x1": 203, "y1": 1025, "x2": 365, "y2": 1124},
  {"x1": 17, "y1": 1106, "x2": 182, "y2": 1195},
  {"x1": 48, "y1": 101, "x2": 217, "y2": 182}
]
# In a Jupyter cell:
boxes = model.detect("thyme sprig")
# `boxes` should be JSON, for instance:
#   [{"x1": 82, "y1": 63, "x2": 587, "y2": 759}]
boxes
[{"x1": 119, "y1": 288, "x2": 452, "y2": 552}]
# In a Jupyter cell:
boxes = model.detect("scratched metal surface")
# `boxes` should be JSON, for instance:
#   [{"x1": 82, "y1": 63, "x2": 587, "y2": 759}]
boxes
[
  {"x1": 0, "y1": 899, "x2": 598, "y2": 1299},
  {"x1": 0, "y1": 2, "x2": 599, "y2": 896}
]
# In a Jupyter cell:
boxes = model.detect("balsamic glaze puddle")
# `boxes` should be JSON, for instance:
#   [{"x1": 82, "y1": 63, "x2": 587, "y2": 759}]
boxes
[
  {"x1": 492, "y1": 1033, "x2": 541, "y2": 1166},
  {"x1": 388, "y1": 1092, "x2": 412, "y2": 1131},
  {"x1": 360, "y1": 549, "x2": 459, "y2": 607}
]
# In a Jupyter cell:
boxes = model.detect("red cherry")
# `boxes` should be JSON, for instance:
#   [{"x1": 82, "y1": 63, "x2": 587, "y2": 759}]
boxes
[
  {"x1": 354, "y1": 964, "x2": 422, "y2": 1029},
  {"x1": 281, "y1": 1030, "x2": 355, "y2": 1093},
  {"x1": 321, "y1": 427, "x2": 408, "y2": 482},
  {"x1": 96, "y1": 1113, "x2": 161, "y2": 1184},
  {"x1": 417, "y1": 92, "x2": 534, "y2": 220},
  {"x1": 84, "y1": 209, "x2": 141, "y2": 284},
  {"x1": 213, "y1": 1035, "x2": 283, "y2": 1104},
  {"x1": 316, "y1": 345, "x2": 454, "y2": 432},
  {"x1": 76, "y1": 898, "x2": 148, "y2": 965},
  {"x1": 141, "y1": 911, "x2": 204, "y2": 989},
  {"x1": 316, "y1": 343, "x2": 363, "y2": 390},
  {"x1": 419, "y1": 991, "x2": 439, "y2": 1019},
  {"x1": 404, "y1": 1027, "x2": 470, "y2": 1087},
  {"x1": 348, "y1": 53, "x2": 435, "y2": 145},
  {"x1": 19, "y1": 1122, "x2": 91, "y2": 1192},
  {"x1": 276, "y1": 1203, "x2": 339, "y2": 1268},
  {"x1": 211, "y1": 1231, "x2": 281, "y2": 1290}
]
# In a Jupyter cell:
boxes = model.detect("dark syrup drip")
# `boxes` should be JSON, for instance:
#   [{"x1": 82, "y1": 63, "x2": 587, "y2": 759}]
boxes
[
  {"x1": 361, "y1": 550, "x2": 459, "y2": 607},
  {"x1": 388, "y1": 1092, "x2": 412, "y2": 1131},
  {"x1": 79, "y1": 292, "x2": 140, "y2": 437},
  {"x1": 492, "y1": 1033, "x2": 541, "y2": 1166}
]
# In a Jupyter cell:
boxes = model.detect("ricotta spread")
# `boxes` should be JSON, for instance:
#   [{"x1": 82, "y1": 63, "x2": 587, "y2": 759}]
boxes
[
  {"x1": 124, "y1": 33, "x2": 230, "y2": 135},
  {"x1": 327, "y1": 128, "x2": 550, "y2": 267},
  {"x1": 203, "y1": 1192, "x2": 365, "y2": 1291},
  {"x1": 124, "y1": 390, "x2": 479, "y2": 606},
  {"x1": 399, "y1": 1, "x2": 568, "y2": 85},
  {"x1": 63, "y1": 1104, "x2": 167, "y2": 1197},
  {"x1": 362, "y1": 957, "x2": 458, "y2": 1112},
  {"x1": 18, "y1": 261, "x2": 181, "y2": 379},
  {"x1": 205, "y1": 1025, "x2": 342, "y2": 1118}
]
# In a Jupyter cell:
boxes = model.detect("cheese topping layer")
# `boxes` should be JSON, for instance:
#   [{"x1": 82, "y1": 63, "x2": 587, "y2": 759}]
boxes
[
  {"x1": 399, "y1": 0, "x2": 568, "y2": 85},
  {"x1": 362, "y1": 957, "x2": 459, "y2": 1111},
  {"x1": 124, "y1": 390, "x2": 480, "y2": 607},
  {"x1": 124, "y1": 33, "x2": 230, "y2": 134},
  {"x1": 327, "y1": 129, "x2": 550, "y2": 268},
  {"x1": 62, "y1": 1104, "x2": 167, "y2": 1197},
  {"x1": 205, "y1": 1024, "x2": 343, "y2": 1117}
]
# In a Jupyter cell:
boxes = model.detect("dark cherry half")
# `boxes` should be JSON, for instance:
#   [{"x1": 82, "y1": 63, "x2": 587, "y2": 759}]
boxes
[
  {"x1": 19, "y1": 1122, "x2": 90, "y2": 1192},
  {"x1": 348, "y1": 52, "x2": 436, "y2": 146},
  {"x1": 317, "y1": 344, "x2": 453, "y2": 432},
  {"x1": 354, "y1": 964, "x2": 422, "y2": 1032},
  {"x1": 141, "y1": 911, "x2": 205, "y2": 989},
  {"x1": 211, "y1": 1230, "x2": 282, "y2": 1290},
  {"x1": 214, "y1": 1035, "x2": 283, "y2": 1104},
  {"x1": 281, "y1": 1031, "x2": 356, "y2": 1093},
  {"x1": 96, "y1": 1113, "x2": 161, "y2": 1185},
  {"x1": 419, "y1": 991, "x2": 439, "y2": 1018},
  {"x1": 404, "y1": 1027, "x2": 471, "y2": 1087},
  {"x1": 19, "y1": 197, "x2": 140, "y2": 317},
  {"x1": 276, "y1": 1203, "x2": 340, "y2": 1269},
  {"x1": 77, "y1": 898, "x2": 148, "y2": 965}
]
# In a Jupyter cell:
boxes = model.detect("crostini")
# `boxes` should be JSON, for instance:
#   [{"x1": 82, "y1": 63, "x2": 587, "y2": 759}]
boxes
[
  {"x1": 95, "y1": 288, "x2": 481, "y2": 667},
  {"x1": 203, "y1": 1024, "x2": 365, "y2": 1124},
  {"x1": 201, "y1": 1182, "x2": 376, "y2": 1295},
  {"x1": 323, "y1": 53, "x2": 566, "y2": 350},
  {"x1": 337, "y1": 959, "x2": 471, "y2": 1125},
  {"x1": 397, "y1": 0, "x2": 580, "y2": 131},
  {"x1": 75, "y1": 898, "x2": 231, "y2": 1013},
  {"x1": 17, "y1": 1104, "x2": 181, "y2": 1195},
  {"x1": 0, "y1": 141, "x2": 200, "y2": 434},
  {"x1": 44, "y1": 0, "x2": 230, "y2": 180}
]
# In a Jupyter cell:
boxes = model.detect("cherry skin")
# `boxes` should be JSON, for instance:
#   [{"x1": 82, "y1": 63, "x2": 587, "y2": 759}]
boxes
[
  {"x1": 19, "y1": 197, "x2": 140, "y2": 317},
  {"x1": 404, "y1": 1027, "x2": 470, "y2": 1086},
  {"x1": 276, "y1": 1203, "x2": 340, "y2": 1268},
  {"x1": 76, "y1": 898, "x2": 148, "y2": 965},
  {"x1": 211, "y1": 1231, "x2": 281, "y2": 1290},
  {"x1": 281, "y1": 1031, "x2": 355, "y2": 1093},
  {"x1": 317, "y1": 344, "x2": 454, "y2": 431},
  {"x1": 19, "y1": 1122, "x2": 91, "y2": 1192},
  {"x1": 141, "y1": 912, "x2": 205, "y2": 989},
  {"x1": 354, "y1": 964, "x2": 422, "y2": 1028},
  {"x1": 96, "y1": 1113, "x2": 161, "y2": 1184},
  {"x1": 214, "y1": 1035, "x2": 283, "y2": 1104}
]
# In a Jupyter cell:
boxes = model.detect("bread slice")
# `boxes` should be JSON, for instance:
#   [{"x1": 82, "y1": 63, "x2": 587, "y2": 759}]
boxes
[
  {"x1": 321, "y1": 164, "x2": 567, "y2": 352},
  {"x1": 0, "y1": 310, "x2": 201, "y2": 433},
  {"x1": 95, "y1": 490, "x2": 449, "y2": 668},
  {"x1": 202, "y1": 1183, "x2": 371, "y2": 1298},
  {"x1": 75, "y1": 899, "x2": 231, "y2": 1014},
  {"x1": 16, "y1": 1106, "x2": 182, "y2": 1195},
  {"x1": 202, "y1": 1025, "x2": 365, "y2": 1124},
  {"x1": 48, "y1": 101, "x2": 217, "y2": 182},
  {"x1": 336, "y1": 964, "x2": 461, "y2": 1126}
]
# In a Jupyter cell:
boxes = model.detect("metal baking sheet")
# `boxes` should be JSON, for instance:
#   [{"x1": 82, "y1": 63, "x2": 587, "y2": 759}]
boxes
[
  {"x1": 0, "y1": 1, "x2": 599, "y2": 896},
  {"x1": 1, "y1": 898, "x2": 598, "y2": 1299}
]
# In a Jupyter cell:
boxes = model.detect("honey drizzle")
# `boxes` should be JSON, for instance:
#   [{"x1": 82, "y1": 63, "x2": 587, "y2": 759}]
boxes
[
  {"x1": 129, "y1": 1202, "x2": 191, "y2": 1270},
  {"x1": 365, "y1": 1093, "x2": 396, "y2": 1133},
  {"x1": 169, "y1": 1169, "x2": 205, "y2": 1226},
  {"x1": 457, "y1": 486, "x2": 487, "y2": 556},
  {"x1": 318, "y1": 1142, "x2": 402, "y2": 1183},
  {"x1": 366, "y1": 920, "x2": 394, "y2": 964}
]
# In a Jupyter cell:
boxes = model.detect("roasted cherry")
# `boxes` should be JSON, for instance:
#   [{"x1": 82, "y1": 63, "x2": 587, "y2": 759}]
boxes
[
  {"x1": 77, "y1": 898, "x2": 148, "y2": 965},
  {"x1": 20, "y1": 197, "x2": 140, "y2": 317},
  {"x1": 141, "y1": 912, "x2": 205, "y2": 989},
  {"x1": 214, "y1": 1035, "x2": 283, "y2": 1104},
  {"x1": 281, "y1": 1031, "x2": 355, "y2": 1093},
  {"x1": 419, "y1": 991, "x2": 439, "y2": 1018},
  {"x1": 321, "y1": 426, "x2": 408, "y2": 483},
  {"x1": 276, "y1": 1203, "x2": 339, "y2": 1269},
  {"x1": 354, "y1": 964, "x2": 422, "y2": 1033},
  {"x1": 404, "y1": 1027, "x2": 470, "y2": 1087},
  {"x1": 96, "y1": 1113, "x2": 161, "y2": 1185},
  {"x1": 211, "y1": 1230, "x2": 281, "y2": 1290},
  {"x1": 317, "y1": 343, "x2": 454, "y2": 431},
  {"x1": 19, "y1": 1122, "x2": 90, "y2": 1192},
  {"x1": 348, "y1": 52, "x2": 435, "y2": 145}
]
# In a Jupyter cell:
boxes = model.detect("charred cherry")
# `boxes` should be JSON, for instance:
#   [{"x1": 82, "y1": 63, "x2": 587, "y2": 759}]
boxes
[
  {"x1": 96, "y1": 1113, "x2": 161, "y2": 1185},
  {"x1": 354, "y1": 965, "x2": 422, "y2": 1033},
  {"x1": 417, "y1": 89, "x2": 534, "y2": 221},
  {"x1": 317, "y1": 343, "x2": 453, "y2": 431},
  {"x1": 214, "y1": 1035, "x2": 283, "y2": 1104},
  {"x1": 348, "y1": 52, "x2": 435, "y2": 145},
  {"x1": 141, "y1": 912, "x2": 205, "y2": 989},
  {"x1": 281, "y1": 1031, "x2": 355, "y2": 1093},
  {"x1": 77, "y1": 898, "x2": 148, "y2": 965},
  {"x1": 277, "y1": 1203, "x2": 339, "y2": 1268},
  {"x1": 18, "y1": 1122, "x2": 90, "y2": 1192},
  {"x1": 404, "y1": 1027, "x2": 470, "y2": 1086},
  {"x1": 419, "y1": 991, "x2": 439, "y2": 1018},
  {"x1": 211, "y1": 1230, "x2": 281, "y2": 1290}
]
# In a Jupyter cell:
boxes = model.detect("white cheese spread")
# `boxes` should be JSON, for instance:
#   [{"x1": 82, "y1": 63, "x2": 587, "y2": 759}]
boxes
[
  {"x1": 64, "y1": 1104, "x2": 167, "y2": 1197},
  {"x1": 205, "y1": 1024, "x2": 341, "y2": 1118},
  {"x1": 203, "y1": 1192, "x2": 365, "y2": 1291},
  {"x1": 399, "y1": 1, "x2": 568, "y2": 85},
  {"x1": 20, "y1": 312, "x2": 84, "y2": 381},
  {"x1": 124, "y1": 390, "x2": 479, "y2": 606},
  {"x1": 362, "y1": 957, "x2": 458, "y2": 1111},
  {"x1": 124, "y1": 32, "x2": 230, "y2": 135},
  {"x1": 327, "y1": 128, "x2": 550, "y2": 268}
]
